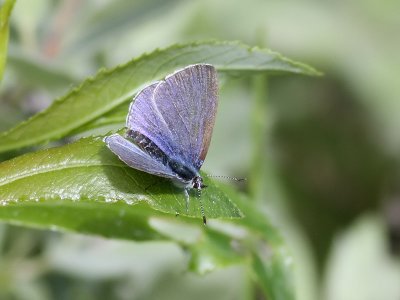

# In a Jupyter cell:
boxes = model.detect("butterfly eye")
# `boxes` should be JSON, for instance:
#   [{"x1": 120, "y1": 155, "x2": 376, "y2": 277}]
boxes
[{"x1": 192, "y1": 176, "x2": 206, "y2": 190}]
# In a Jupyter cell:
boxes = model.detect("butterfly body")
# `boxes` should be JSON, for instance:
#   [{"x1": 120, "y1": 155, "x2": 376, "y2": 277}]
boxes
[
  {"x1": 126, "y1": 128, "x2": 205, "y2": 190},
  {"x1": 105, "y1": 64, "x2": 217, "y2": 224}
]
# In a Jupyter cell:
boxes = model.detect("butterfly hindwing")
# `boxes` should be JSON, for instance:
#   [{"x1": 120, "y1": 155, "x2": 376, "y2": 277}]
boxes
[{"x1": 105, "y1": 134, "x2": 177, "y2": 179}]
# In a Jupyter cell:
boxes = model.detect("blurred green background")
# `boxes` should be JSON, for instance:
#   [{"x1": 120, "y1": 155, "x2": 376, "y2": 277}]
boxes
[{"x1": 1, "y1": 0, "x2": 400, "y2": 299}]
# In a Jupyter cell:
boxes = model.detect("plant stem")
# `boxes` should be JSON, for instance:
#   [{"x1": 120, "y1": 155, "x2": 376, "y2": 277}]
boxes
[{"x1": 250, "y1": 74, "x2": 269, "y2": 202}]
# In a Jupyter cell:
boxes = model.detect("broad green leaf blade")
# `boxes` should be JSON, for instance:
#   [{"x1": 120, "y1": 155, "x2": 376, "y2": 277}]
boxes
[
  {"x1": 0, "y1": 136, "x2": 243, "y2": 234},
  {"x1": 0, "y1": 0, "x2": 15, "y2": 83},
  {"x1": 0, "y1": 201, "x2": 165, "y2": 241},
  {"x1": 69, "y1": 101, "x2": 129, "y2": 135},
  {"x1": 0, "y1": 41, "x2": 321, "y2": 153}
]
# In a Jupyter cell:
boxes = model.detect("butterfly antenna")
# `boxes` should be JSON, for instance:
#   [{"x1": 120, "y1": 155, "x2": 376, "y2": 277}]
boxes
[
  {"x1": 197, "y1": 189, "x2": 207, "y2": 225},
  {"x1": 206, "y1": 175, "x2": 246, "y2": 182}
]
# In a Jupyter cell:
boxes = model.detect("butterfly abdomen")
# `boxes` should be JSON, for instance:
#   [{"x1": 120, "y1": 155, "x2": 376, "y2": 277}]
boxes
[{"x1": 167, "y1": 158, "x2": 198, "y2": 182}]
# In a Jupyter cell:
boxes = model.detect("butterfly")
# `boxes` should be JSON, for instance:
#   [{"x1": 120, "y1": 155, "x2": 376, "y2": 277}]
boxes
[{"x1": 104, "y1": 64, "x2": 218, "y2": 224}]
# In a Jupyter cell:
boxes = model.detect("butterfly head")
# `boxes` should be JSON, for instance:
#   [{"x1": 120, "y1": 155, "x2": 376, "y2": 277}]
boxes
[
  {"x1": 190, "y1": 176, "x2": 207, "y2": 225},
  {"x1": 192, "y1": 176, "x2": 207, "y2": 190}
]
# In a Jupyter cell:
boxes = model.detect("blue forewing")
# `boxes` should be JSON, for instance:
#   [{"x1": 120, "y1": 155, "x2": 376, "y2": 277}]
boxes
[{"x1": 104, "y1": 64, "x2": 218, "y2": 223}]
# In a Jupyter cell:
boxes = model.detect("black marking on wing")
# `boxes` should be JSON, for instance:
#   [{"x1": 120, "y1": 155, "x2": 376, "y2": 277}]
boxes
[
  {"x1": 127, "y1": 129, "x2": 197, "y2": 182},
  {"x1": 127, "y1": 130, "x2": 168, "y2": 165}
]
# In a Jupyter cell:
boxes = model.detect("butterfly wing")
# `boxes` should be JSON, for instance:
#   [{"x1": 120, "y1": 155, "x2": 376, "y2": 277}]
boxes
[
  {"x1": 104, "y1": 134, "x2": 178, "y2": 179},
  {"x1": 127, "y1": 64, "x2": 218, "y2": 170}
]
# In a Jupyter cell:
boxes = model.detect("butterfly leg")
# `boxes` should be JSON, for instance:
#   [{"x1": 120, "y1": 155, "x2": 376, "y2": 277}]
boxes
[{"x1": 184, "y1": 188, "x2": 190, "y2": 213}]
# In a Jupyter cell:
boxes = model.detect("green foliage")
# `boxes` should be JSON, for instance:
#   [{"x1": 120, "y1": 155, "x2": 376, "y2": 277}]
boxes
[
  {"x1": 1, "y1": 0, "x2": 400, "y2": 299},
  {"x1": 0, "y1": 136, "x2": 242, "y2": 225},
  {"x1": 0, "y1": 41, "x2": 320, "y2": 153},
  {"x1": 0, "y1": 39, "x2": 320, "y2": 300}
]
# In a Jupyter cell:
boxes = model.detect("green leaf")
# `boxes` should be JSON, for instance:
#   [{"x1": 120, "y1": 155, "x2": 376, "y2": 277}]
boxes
[
  {"x1": 0, "y1": 0, "x2": 15, "y2": 83},
  {"x1": 69, "y1": 101, "x2": 129, "y2": 135},
  {"x1": 0, "y1": 40, "x2": 321, "y2": 153},
  {"x1": 0, "y1": 136, "x2": 243, "y2": 232},
  {"x1": 0, "y1": 201, "x2": 164, "y2": 241}
]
